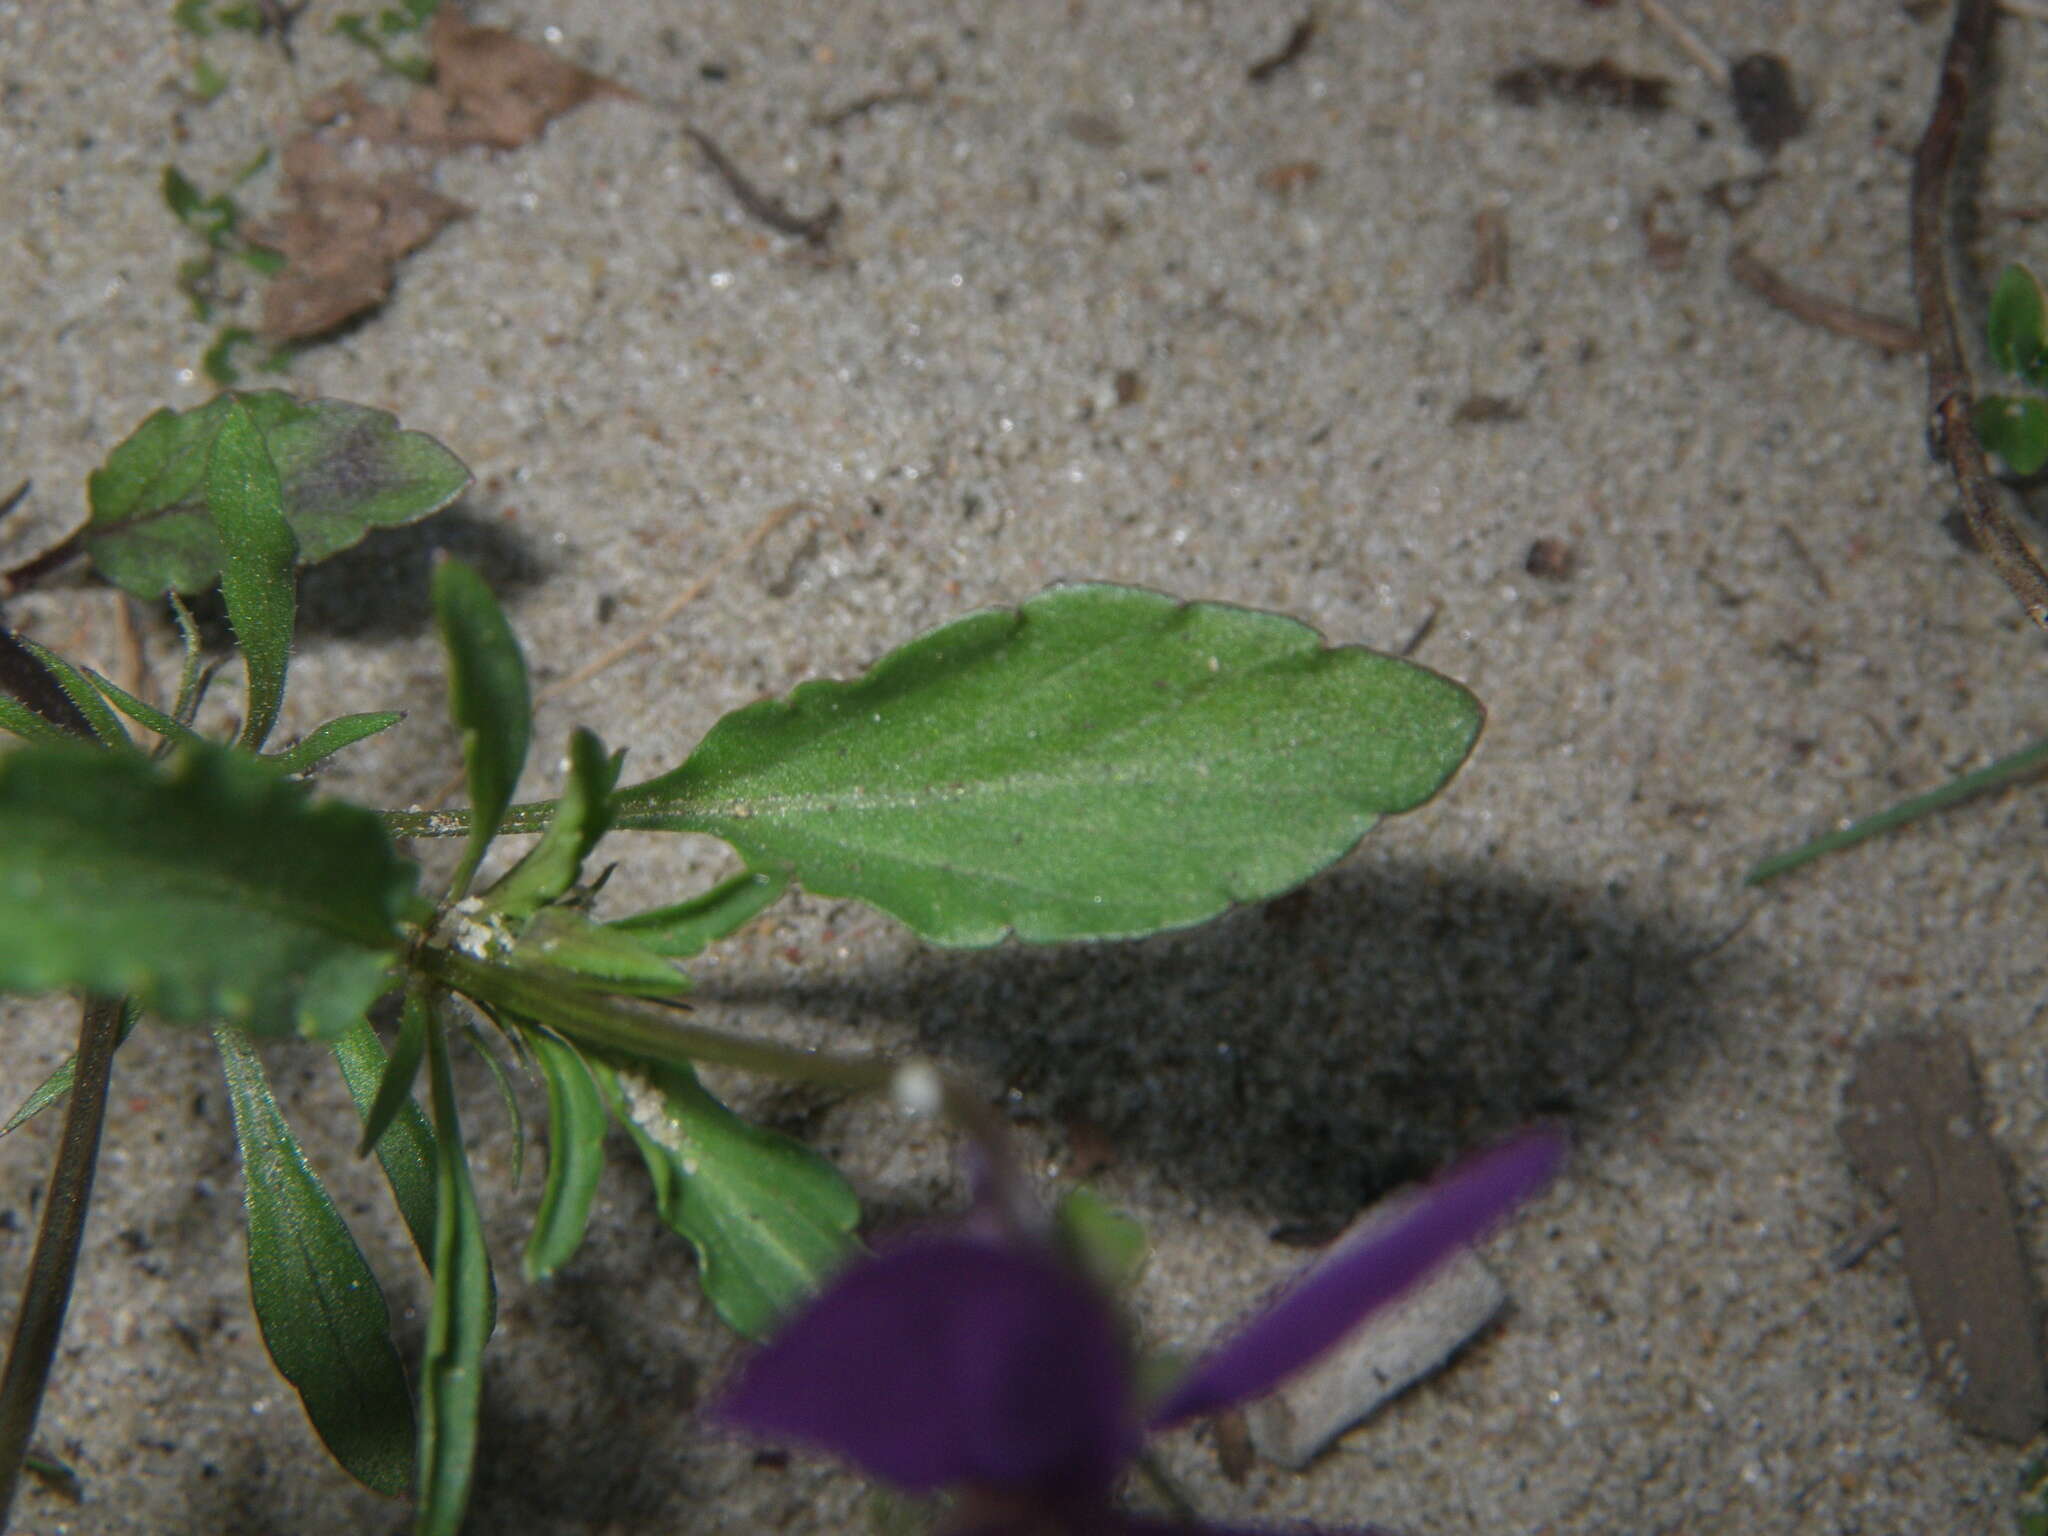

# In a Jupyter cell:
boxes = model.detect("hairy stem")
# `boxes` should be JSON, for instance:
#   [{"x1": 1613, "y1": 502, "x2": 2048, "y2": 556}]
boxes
[
  {"x1": 416, "y1": 945, "x2": 893, "y2": 1094},
  {"x1": 0, "y1": 995, "x2": 125, "y2": 1528}
]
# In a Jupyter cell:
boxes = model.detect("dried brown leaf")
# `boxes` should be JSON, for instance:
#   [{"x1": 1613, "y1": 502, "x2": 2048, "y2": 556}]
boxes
[{"x1": 418, "y1": 8, "x2": 637, "y2": 151}]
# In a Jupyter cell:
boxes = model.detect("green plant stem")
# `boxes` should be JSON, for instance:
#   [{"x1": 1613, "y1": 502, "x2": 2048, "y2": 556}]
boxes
[
  {"x1": 0, "y1": 995, "x2": 125, "y2": 1527},
  {"x1": 1746, "y1": 732, "x2": 2048, "y2": 884},
  {"x1": 415, "y1": 946, "x2": 894, "y2": 1094}
]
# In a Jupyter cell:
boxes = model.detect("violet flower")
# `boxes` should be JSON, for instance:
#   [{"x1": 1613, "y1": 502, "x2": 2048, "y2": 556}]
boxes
[{"x1": 719, "y1": 1128, "x2": 1564, "y2": 1535}]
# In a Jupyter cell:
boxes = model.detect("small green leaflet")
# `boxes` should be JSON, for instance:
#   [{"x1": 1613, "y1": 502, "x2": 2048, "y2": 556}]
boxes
[
  {"x1": 267, "y1": 711, "x2": 407, "y2": 775},
  {"x1": 215, "y1": 1028, "x2": 415, "y2": 1496},
  {"x1": 328, "y1": 1012, "x2": 439, "y2": 1262},
  {"x1": 485, "y1": 727, "x2": 622, "y2": 922},
  {"x1": 506, "y1": 907, "x2": 691, "y2": 998},
  {"x1": 208, "y1": 395, "x2": 299, "y2": 750},
  {"x1": 84, "y1": 391, "x2": 471, "y2": 598},
  {"x1": 612, "y1": 583, "x2": 1483, "y2": 945},
  {"x1": 1978, "y1": 395, "x2": 2048, "y2": 478},
  {"x1": 1988, "y1": 264, "x2": 2048, "y2": 384},
  {"x1": 609, "y1": 866, "x2": 791, "y2": 958},
  {"x1": 600, "y1": 1061, "x2": 860, "y2": 1338},
  {"x1": 522, "y1": 1030, "x2": 609, "y2": 1281},
  {"x1": 0, "y1": 739, "x2": 415, "y2": 1036},
  {"x1": 433, "y1": 557, "x2": 531, "y2": 898}
]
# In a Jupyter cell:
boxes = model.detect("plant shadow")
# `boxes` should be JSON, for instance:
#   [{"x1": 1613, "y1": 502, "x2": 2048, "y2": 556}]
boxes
[{"x1": 698, "y1": 855, "x2": 1738, "y2": 1227}]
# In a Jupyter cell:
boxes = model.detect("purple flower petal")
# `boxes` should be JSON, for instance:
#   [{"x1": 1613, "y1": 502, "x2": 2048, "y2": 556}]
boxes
[
  {"x1": 1147, "y1": 1127, "x2": 1564, "y2": 1428},
  {"x1": 717, "y1": 1236, "x2": 1140, "y2": 1497}
]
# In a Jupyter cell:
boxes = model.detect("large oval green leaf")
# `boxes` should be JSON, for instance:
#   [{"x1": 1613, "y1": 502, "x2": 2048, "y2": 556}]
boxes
[
  {"x1": 0, "y1": 739, "x2": 416, "y2": 1035},
  {"x1": 613, "y1": 584, "x2": 1482, "y2": 945},
  {"x1": 83, "y1": 390, "x2": 471, "y2": 598}
]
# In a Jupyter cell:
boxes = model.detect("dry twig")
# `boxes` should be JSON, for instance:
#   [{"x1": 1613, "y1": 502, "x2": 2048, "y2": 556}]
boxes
[
  {"x1": 1728, "y1": 248, "x2": 1923, "y2": 355},
  {"x1": 1910, "y1": 0, "x2": 2048, "y2": 629}
]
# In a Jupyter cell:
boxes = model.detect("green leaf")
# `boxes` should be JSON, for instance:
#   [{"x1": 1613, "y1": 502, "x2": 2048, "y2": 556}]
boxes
[
  {"x1": 416, "y1": 1010, "x2": 494, "y2": 1536},
  {"x1": 215, "y1": 1027, "x2": 415, "y2": 1496},
  {"x1": 433, "y1": 558, "x2": 530, "y2": 897},
  {"x1": 508, "y1": 907, "x2": 691, "y2": 997},
  {"x1": 522, "y1": 1030, "x2": 609, "y2": 1281},
  {"x1": 0, "y1": 693, "x2": 81, "y2": 749},
  {"x1": 0, "y1": 739, "x2": 415, "y2": 1035},
  {"x1": 168, "y1": 592, "x2": 206, "y2": 725},
  {"x1": 1054, "y1": 1187, "x2": 1148, "y2": 1293},
  {"x1": 601, "y1": 1061, "x2": 860, "y2": 1338},
  {"x1": 457, "y1": 1012, "x2": 528, "y2": 1188},
  {"x1": 329, "y1": 1011, "x2": 439, "y2": 1262},
  {"x1": 0, "y1": 1001, "x2": 141, "y2": 1136},
  {"x1": 612, "y1": 584, "x2": 1484, "y2": 946},
  {"x1": 201, "y1": 325, "x2": 257, "y2": 387},
  {"x1": 354, "y1": 990, "x2": 430, "y2": 1160},
  {"x1": 267, "y1": 711, "x2": 406, "y2": 775},
  {"x1": 1988, "y1": 264, "x2": 2048, "y2": 381},
  {"x1": 162, "y1": 165, "x2": 205, "y2": 221},
  {"x1": 1977, "y1": 394, "x2": 2048, "y2": 477},
  {"x1": 608, "y1": 866, "x2": 791, "y2": 958},
  {"x1": 78, "y1": 668, "x2": 208, "y2": 752},
  {"x1": 83, "y1": 391, "x2": 471, "y2": 598},
  {"x1": 485, "y1": 728, "x2": 622, "y2": 921},
  {"x1": 16, "y1": 637, "x2": 135, "y2": 750},
  {"x1": 208, "y1": 396, "x2": 299, "y2": 749},
  {"x1": 189, "y1": 54, "x2": 230, "y2": 103}
]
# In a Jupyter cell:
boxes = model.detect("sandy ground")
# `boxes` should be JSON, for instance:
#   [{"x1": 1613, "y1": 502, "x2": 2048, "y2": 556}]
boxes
[{"x1": 4, "y1": 1, "x2": 2048, "y2": 1532}]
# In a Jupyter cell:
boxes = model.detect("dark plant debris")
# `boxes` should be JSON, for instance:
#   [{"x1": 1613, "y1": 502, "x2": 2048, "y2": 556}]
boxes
[
  {"x1": 685, "y1": 127, "x2": 841, "y2": 246},
  {"x1": 1450, "y1": 395, "x2": 1524, "y2": 426},
  {"x1": 1247, "y1": 12, "x2": 1317, "y2": 84},
  {"x1": 1840, "y1": 1029, "x2": 2048, "y2": 1444},
  {"x1": 1460, "y1": 208, "x2": 1510, "y2": 300},
  {"x1": 1492, "y1": 57, "x2": 1672, "y2": 116},
  {"x1": 1524, "y1": 538, "x2": 1575, "y2": 580},
  {"x1": 1728, "y1": 52, "x2": 1806, "y2": 155},
  {"x1": 1728, "y1": 247, "x2": 1921, "y2": 355}
]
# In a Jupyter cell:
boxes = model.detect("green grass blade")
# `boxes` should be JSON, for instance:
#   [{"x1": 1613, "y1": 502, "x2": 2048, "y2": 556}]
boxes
[
  {"x1": 1747, "y1": 732, "x2": 2048, "y2": 884},
  {"x1": 214, "y1": 1028, "x2": 414, "y2": 1496}
]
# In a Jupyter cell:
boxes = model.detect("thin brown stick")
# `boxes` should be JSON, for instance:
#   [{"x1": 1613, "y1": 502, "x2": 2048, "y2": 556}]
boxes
[
  {"x1": 1637, "y1": 0, "x2": 1731, "y2": 90},
  {"x1": 1728, "y1": 247, "x2": 1923, "y2": 355},
  {"x1": 0, "y1": 997, "x2": 124, "y2": 1528},
  {"x1": 1910, "y1": 0, "x2": 2048, "y2": 629},
  {"x1": 685, "y1": 127, "x2": 840, "y2": 245}
]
